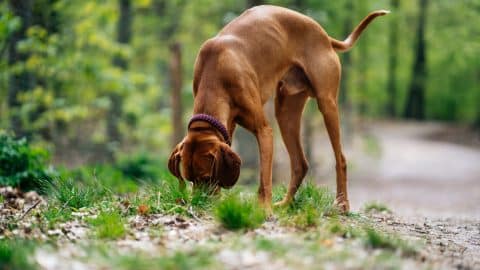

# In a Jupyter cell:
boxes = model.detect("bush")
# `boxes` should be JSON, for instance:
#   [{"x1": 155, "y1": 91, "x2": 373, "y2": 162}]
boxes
[
  {"x1": 214, "y1": 192, "x2": 265, "y2": 230},
  {"x1": 0, "y1": 133, "x2": 56, "y2": 192},
  {"x1": 115, "y1": 152, "x2": 162, "y2": 182}
]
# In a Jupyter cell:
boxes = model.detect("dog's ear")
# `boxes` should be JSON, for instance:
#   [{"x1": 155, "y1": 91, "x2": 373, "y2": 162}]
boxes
[
  {"x1": 168, "y1": 142, "x2": 186, "y2": 190},
  {"x1": 216, "y1": 144, "x2": 241, "y2": 189}
]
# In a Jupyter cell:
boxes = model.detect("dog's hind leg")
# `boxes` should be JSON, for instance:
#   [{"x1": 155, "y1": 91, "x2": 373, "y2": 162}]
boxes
[
  {"x1": 303, "y1": 53, "x2": 350, "y2": 213},
  {"x1": 273, "y1": 68, "x2": 311, "y2": 207}
]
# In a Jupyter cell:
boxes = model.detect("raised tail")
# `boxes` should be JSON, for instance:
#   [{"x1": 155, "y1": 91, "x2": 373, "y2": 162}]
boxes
[{"x1": 330, "y1": 10, "x2": 390, "y2": 52}]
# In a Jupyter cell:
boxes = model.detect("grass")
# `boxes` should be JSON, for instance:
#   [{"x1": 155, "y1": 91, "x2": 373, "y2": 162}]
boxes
[
  {"x1": 275, "y1": 181, "x2": 339, "y2": 228},
  {"x1": 214, "y1": 192, "x2": 265, "y2": 230},
  {"x1": 88, "y1": 211, "x2": 127, "y2": 239},
  {"x1": 0, "y1": 239, "x2": 37, "y2": 270},
  {"x1": 363, "y1": 227, "x2": 418, "y2": 256},
  {"x1": 43, "y1": 204, "x2": 73, "y2": 229},
  {"x1": 43, "y1": 178, "x2": 109, "y2": 210},
  {"x1": 364, "y1": 201, "x2": 392, "y2": 213}
]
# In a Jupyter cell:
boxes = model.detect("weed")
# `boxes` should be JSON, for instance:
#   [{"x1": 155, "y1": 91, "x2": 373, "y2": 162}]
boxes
[
  {"x1": 215, "y1": 192, "x2": 265, "y2": 230},
  {"x1": 364, "y1": 201, "x2": 391, "y2": 213},
  {"x1": 0, "y1": 239, "x2": 37, "y2": 270},
  {"x1": 88, "y1": 211, "x2": 126, "y2": 239}
]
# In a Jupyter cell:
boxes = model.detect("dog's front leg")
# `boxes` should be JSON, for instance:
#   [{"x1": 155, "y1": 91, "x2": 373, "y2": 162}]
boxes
[{"x1": 255, "y1": 124, "x2": 273, "y2": 216}]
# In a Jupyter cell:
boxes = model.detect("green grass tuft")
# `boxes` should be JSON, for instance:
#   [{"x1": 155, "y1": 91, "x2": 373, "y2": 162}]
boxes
[
  {"x1": 89, "y1": 211, "x2": 126, "y2": 239},
  {"x1": 214, "y1": 192, "x2": 265, "y2": 230},
  {"x1": 0, "y1": 239, "x2": 37, "y2": 270},
  {"x1": 276, "y1": 182, "x2": 339, "y2": 228},
  {"x1": 44, "y1": 178, "x2": 109, "y2": 210}
]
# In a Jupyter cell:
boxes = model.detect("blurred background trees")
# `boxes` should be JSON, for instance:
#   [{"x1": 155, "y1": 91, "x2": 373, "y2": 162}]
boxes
[{"x1": 0, "y1": 0, "x2": 478, "y2": 174}]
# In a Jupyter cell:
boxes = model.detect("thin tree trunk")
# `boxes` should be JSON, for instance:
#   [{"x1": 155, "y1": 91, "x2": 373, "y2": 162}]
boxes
[
  {"x1": 386, "y1": 0, "x2": 400, "y2": 117},
  {"x1": 169, "y1": 42, "x2": 184, "y2": 147},
  {"x1": 8, "y1": 0, "x2": 33, "y2": 138},
  {"x1": 107, "y1": 0, "x2": 132, "y2": 159},
  {"x1": 404, "y1": 0, "x2": 428, "y2": 120},
  {"x1": 340, "y1": 1, "x2": 354, "y2": 144}
]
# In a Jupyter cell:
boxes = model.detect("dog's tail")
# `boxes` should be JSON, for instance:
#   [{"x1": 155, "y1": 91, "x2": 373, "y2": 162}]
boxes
[{"x1": 330, "y1": 10, "x2": 390, "y2": 52}]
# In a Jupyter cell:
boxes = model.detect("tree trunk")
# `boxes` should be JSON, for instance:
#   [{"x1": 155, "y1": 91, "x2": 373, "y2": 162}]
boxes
[
  {"x1": 169, "y1": 42, "x2": 184, "y2": 147},
  {"x1": 7, "y1": 0, "x2": 33, "y2": 138},
  {"x1": 386, "y1": 0, "x2": 400, "y2": 117},
  {"x1": 107, "y1": 0, "x2": 132, "y2": 159},
  {"x1": 340, "y1": 1, "x2": 354, "y2": 144},
  {"x1": 404, "y1": 0, "x2": 428, "y2": 120}
]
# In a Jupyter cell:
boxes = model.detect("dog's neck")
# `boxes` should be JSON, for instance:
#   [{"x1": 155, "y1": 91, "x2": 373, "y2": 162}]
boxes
[{"x1": 192, "y1": 96, "x2": 235, "y2": 143}]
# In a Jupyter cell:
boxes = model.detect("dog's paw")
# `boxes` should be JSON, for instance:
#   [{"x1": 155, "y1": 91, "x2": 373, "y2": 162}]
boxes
[{"x1": 334, "y1": 198, "x2": 350, "y2": 214}]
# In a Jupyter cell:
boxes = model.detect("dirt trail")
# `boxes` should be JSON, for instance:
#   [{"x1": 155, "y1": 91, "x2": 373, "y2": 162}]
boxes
[
  {"x1": 346, "y1": 121, "x2": 480, "y2": 269},
  {"x1": 349, "y1": 121, "x2": 480, "y2": 219}
]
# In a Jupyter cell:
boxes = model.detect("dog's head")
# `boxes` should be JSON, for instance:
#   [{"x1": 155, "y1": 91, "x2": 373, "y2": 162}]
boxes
[{"x1": 168, "y1": 129, "x2": 241, "y2": 192}]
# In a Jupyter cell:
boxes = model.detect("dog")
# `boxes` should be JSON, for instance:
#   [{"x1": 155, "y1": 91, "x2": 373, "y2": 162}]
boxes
[{"x1": 168, "y1": 5, "x2": 388, "y2": 214}]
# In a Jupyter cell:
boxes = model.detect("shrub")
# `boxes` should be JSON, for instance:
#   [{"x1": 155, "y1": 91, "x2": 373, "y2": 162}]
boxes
[
  {"x1": 0, "y1": 133, "x2": 56, "y2": 192},
  {"x1": 115, "y1": 152, "x2": 161, "y2": 182},
  {"x1": 214, "y1": 192, "x2": 265, "y2": 230}
]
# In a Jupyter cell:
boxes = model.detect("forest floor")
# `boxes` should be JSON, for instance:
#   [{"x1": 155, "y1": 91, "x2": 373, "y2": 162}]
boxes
[{"x1": 1, "y1": 121, "x2": 479, "y2": 269}]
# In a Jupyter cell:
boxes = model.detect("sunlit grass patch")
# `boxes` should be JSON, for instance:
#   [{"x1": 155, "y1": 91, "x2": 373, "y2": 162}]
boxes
[
  {"x1": 0, "y1": 239, "x2": 38, "y2": 270},
  {"x1": 364, "y1": 201, "x2": 392, "y2": 213},
  {"x1": 275, "y1": 182, "x2": 339, "y2": 228},
  {"x1": 214, "y1": 192, "x2": 265, "y2": 230},
  {"x1": 88, "y1": 211, "x2": 126, "y2": 239}
]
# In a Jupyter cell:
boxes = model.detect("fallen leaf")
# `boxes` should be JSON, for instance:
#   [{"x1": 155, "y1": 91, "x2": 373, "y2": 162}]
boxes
[{"x1": 138, "y1": 204, "x2": 149, "y2": 215}]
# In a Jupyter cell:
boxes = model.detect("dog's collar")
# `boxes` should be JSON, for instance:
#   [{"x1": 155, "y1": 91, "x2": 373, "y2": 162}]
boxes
[{"x1": 188, "y1": 114, "x2": 231, "y2": 145}]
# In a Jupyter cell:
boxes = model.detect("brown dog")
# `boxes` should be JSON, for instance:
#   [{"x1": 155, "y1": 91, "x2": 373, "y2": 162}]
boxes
[{"x1": 168, "y1": 5, "x2": 388, "y2": 213}]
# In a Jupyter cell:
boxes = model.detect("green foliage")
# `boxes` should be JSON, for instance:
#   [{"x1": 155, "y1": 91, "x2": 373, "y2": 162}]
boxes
[
  {"x1": 214, "y1": 192, "x2": 265, "y2": 230},
  {"x1": 275, "y1": 182, "x2": 339, "y2": 228},
  {"x1": 66, "y1": 165, "x2": 138, "y2": 194},
  {"x1": 89, "y1": 211, "x2": 126, "y2": 240},
  {"x1": 0, "y1": 133, "x2": 56, "y2": 192},
  {"x1": 115, "y1": 152, "x2": 162, "y2": 182},
  {"x1": 0, "y1": 239, "x2": 37, "y2": 270}
]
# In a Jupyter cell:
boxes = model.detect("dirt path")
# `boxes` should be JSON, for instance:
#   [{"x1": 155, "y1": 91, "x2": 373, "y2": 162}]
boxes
[
  {"x1": 347, "y1": 121, "x2": 480, "y2": 269},
  {"x1": 349, "y1": 121, "x2": 480, "y2": 219}
]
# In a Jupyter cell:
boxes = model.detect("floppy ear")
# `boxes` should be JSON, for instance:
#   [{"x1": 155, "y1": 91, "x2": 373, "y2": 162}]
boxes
[
  {"x1": 168, "y1": 142, "x2": 186, "y2": 190},
  {"x1": 216, "y1": 144, "x2": 241, "y2": 189}
]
